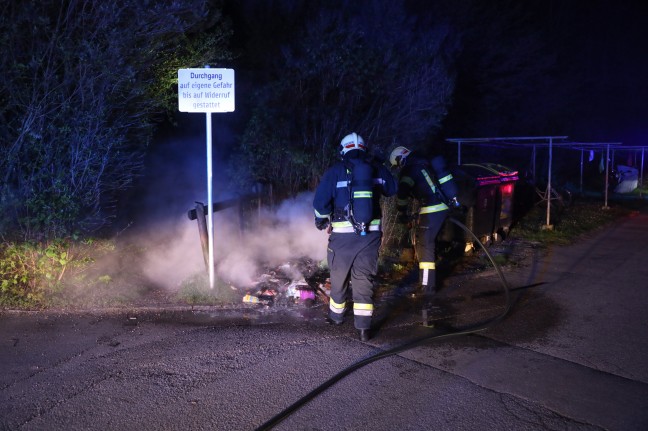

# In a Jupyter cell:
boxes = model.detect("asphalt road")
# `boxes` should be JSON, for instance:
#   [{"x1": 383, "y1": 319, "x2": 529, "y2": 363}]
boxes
[{"x1": 2, "y1": 204, "x2": 648, "y2": 431}]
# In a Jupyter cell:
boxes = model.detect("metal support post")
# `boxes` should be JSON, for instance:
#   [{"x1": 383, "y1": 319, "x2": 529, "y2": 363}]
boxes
[
  {"x1": 579, "y1": 149, "x2": 584, "y2": 195},
  {"x1": 544, "y1": 138, "x2": 553, "y2": 229},
  {"x1": 603, "y1": 144, "x2": 610, "y2": 210},
  {"x1": 206, "y1": 112, "x2": 215, "y2": 288}
]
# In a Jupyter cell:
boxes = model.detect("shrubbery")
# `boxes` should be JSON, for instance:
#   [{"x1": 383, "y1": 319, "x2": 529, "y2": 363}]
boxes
[
  {"x1": 0, "y1": 0, "x2": 232, "y2": 241},
  {"x1": 0, "y1": 238, "x2": 86, "y2": 307}
]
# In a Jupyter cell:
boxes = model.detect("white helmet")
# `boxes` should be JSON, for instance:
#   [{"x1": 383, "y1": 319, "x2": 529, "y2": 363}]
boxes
[
  {"x1": 339, "y1": 132, "x2": 367, "y2": 155},
  {"x1": 389, "y1": 146, "x2": 411, "y2": 167}
]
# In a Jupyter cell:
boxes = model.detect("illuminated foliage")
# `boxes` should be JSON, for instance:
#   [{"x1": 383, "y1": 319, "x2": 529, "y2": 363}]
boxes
[{"x1": 0, "y1": 0, "x2": 231, "y2": 240}]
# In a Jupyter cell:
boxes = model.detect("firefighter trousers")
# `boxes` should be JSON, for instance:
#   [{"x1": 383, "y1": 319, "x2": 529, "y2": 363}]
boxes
[
  {"x1": 414, "y1": 210, "x2": 449, "y2": 297},
  {"x1": 327, "y1": 230, "x2": 381, "y2": 330}
]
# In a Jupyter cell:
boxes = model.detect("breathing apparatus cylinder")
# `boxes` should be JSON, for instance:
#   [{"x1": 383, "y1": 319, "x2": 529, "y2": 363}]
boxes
[{"x1": 348, "y1": 158, "x2": 374, "y2": 235}]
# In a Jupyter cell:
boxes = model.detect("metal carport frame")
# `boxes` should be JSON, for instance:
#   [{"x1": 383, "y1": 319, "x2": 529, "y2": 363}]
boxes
[{"x1": 445, "y1": 136, "x2": 647, "y2": 228}]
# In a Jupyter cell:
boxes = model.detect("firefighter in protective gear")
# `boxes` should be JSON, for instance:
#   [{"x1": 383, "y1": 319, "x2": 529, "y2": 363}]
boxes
[
  {"x1": 313, "y1": 133, "x2": 397, "y2": 341},
  {"x1": 390, "y1": 145, "x2": 460, "y2": 305}
]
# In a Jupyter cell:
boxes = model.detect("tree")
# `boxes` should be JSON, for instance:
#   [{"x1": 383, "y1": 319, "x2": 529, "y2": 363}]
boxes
[
  {"x1": 227, "y1": 0, "x2": 459, "y2": 197},
  {"x1": 0, "y1": 0, "x2": 232, "y2": 241}
]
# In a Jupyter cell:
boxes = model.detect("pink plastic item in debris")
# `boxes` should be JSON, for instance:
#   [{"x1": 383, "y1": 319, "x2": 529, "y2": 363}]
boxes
[{"x1": 299, "y1": 290, "x2": 316, "y2": 301}]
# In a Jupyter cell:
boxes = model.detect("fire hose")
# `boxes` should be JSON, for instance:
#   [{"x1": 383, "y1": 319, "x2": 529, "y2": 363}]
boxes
[{"x1": 255, "y1": 216, "x2": 512, "y2": 431}]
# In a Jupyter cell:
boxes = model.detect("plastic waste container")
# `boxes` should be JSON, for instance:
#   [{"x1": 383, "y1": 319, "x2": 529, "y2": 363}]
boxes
[
  {"x1": 451, "y1": 164, "x2": 501, "y2": 244},
  {"x1": 446, "y1": 162, "x2": 519, "y2": 248},
  {"x1": 476, "y1": 163, "x2": 519, "y2": 239}
]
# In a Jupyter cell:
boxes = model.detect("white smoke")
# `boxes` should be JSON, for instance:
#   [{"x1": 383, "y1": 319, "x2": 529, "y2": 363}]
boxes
[
  {"x1": 214, "y1": 192, "x2": 328, "y2": 286},
  {"x1": 137, "y1": 215, "x2": 205, "y2": 289},
  {"x1": 140, "y1": 192, "x2": 328, "y2": 289},
  {"x1": 126, "y1": 133, "x2": 329, "y2": 292}
]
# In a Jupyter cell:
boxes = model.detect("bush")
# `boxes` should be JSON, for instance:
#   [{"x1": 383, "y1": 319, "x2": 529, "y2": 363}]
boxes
[
  {"x1": 0, "y1": 0, "x2": 232, "y2": 240},
  {"x1": 0, "y1": 237, "x2": 116, "y2": 308},
  {"x1": 0, "y1": 240, "x2": 72, "y2": 307}
]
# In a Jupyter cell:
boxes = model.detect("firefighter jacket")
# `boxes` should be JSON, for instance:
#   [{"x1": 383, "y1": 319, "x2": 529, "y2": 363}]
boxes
[
  {"x1": 396, "y1": 152, "x2": 458, "y2": 216},
  {"x1": 313, "y1": 150, "x2": 397, "y2": 233}
]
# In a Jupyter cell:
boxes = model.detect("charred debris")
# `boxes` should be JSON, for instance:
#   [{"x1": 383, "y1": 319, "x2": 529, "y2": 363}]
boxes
[{"x1": 241, "y1": 257, "x2": 330, "y2": 307}]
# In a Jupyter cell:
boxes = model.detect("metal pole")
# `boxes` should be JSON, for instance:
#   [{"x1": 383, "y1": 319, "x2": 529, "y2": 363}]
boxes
[
  {"x1": 545, "y1": 138, "x2": 553, "y2": 228},
  {"x1": 194, "y1": 202, "x2": 210, "y2": 270},
  {"x1": 457, "y1": 141, "x2": 462, "y2": 166},
  {"x1": 206, "y1": 112, "x2": 215, "y2": 289},
  {"x1": 603, "y1": 144, "x2": 610, "y2": 209},
  {"x1": 532, "y1": 145, "x2": 536, "y2": 183},
  {"x1": 641, "y1": 148, "x2": 645, "y2": 188},
  {"x1": 579, "y1": 149, "x2": 584, "y2": 195}
]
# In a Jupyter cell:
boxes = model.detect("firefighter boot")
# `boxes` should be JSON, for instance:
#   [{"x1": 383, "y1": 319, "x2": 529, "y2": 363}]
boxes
[
  {"x1": 325, "y1": 314, "x2": 344, "y2": 326},
  {"x1": 421, "y1": 291, "x2": 443, "y2": 327}
]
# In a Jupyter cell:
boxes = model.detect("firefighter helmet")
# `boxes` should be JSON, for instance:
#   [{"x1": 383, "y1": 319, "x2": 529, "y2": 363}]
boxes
[
  {"x1": 339, "y1": 132, "x2": 367, "y2": 155},
  {"x1": 389, "y1": 146, "x2": 411, "y2": 167}
]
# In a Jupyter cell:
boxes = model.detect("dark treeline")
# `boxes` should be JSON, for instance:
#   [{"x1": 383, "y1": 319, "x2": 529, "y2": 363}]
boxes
[{"x1": 1, "y1": 0, "x2": 635, "y2": 241}]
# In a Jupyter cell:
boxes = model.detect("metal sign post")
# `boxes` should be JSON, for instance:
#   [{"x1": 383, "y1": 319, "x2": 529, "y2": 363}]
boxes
[
  {"x1": 205, "y1": 111, "x2": 214, "y2": 288},
  {"x1": 178, "y1": 67, "x2": 235, "y2": 289}
]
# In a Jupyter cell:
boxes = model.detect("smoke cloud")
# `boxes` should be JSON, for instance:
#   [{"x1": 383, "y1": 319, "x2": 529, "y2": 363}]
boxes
[
  {"x1": 139, "y1": 192, "x2": 328, "y2": 290},
  {"x1": 116, "y1": 133, "x2": 328, "y2": 294}
]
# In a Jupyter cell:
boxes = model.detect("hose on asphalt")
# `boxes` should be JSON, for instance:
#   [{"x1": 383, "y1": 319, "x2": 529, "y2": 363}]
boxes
[{"x1": 255, "y1": 217, "x2": 512, "y2": 431}]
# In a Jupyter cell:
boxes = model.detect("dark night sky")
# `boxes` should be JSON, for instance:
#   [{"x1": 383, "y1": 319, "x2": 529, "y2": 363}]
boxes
[
  {"x1": 556, "y1": 1, "x2": 648, "y2": 145},
  {"x1": 433, "y1": 0, "x2": 648, "y2": 145},
  {"x1": 221, "y1": 0, "x2": 648, "y2": 147}
]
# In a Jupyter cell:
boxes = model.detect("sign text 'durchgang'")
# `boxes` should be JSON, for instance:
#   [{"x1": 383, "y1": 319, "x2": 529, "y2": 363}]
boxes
[{"x1": 178, "y1": 68, "x2": 235, "y2": 113}]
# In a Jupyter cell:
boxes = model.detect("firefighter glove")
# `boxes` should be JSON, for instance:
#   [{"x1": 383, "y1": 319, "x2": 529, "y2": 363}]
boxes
[{"x1": 315, "y1": 217, "x2": 330, "y2": 231}]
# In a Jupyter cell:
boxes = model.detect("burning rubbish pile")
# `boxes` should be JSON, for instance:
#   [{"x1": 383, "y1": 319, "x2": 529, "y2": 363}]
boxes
[
  {"x1": 186, "y1": 193, "x2": 331, "y2": 307},
  {"x1": 240, "y1": 257, "x2": 330, "y2": 307}
]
